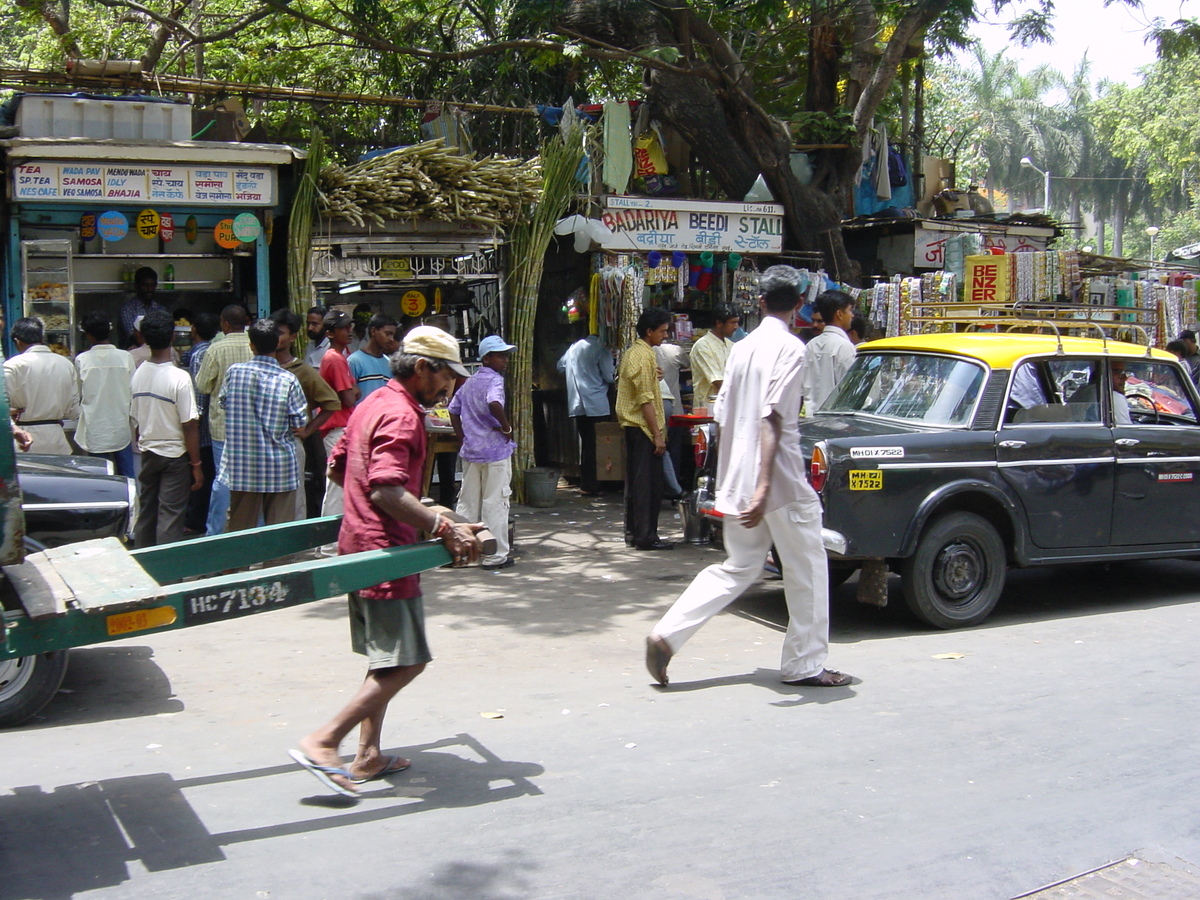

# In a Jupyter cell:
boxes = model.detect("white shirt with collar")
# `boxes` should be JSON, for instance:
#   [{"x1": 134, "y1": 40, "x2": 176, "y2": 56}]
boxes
[
  {"x1": 75, "y1": 343, "x2": 135, "y2": 453},
  {"x1": 713, "y1": 315, "x2": 816, "y2": 516},
  {"x1": 800, "y1": 324, "x2": 857, "y2": 413}
]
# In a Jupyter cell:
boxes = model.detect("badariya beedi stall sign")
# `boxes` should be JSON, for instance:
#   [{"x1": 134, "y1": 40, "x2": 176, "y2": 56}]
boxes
[
  {"x1": 11, "y1": 162, "x2": 276, "y2": 205},
  {"x1": 600, "y1": 197, "x2": 784, "y2": 253}
]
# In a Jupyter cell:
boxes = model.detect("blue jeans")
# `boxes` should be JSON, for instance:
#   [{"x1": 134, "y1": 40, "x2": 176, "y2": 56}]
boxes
[
  {"x1": 90, "y1": 444, "x2": 135, "y2": 478},
  {"x1": 206, "y1": 440, "x2": 230, "y2": 535}
]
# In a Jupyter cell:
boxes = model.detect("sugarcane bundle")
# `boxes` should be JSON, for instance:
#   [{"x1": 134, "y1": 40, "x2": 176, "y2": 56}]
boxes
[{"x1": 318, "y1": 139, "x2": 542, "y2": 229}]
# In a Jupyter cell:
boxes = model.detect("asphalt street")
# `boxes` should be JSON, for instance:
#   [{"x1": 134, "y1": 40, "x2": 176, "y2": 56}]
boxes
[{"x1": 2, "y1": 488, "x2": 1199, "y2": 900}]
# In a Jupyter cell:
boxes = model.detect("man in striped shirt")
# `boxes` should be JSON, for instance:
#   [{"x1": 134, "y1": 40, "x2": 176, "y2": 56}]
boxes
[{"x1": 217, "y1": 318, "x2": 308, "y2": 532}]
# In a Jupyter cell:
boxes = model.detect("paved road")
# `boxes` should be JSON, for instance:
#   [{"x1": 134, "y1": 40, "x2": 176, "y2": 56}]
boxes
[{"x1": 3, "y1": 491, "x2": 1199, "y2": 900}]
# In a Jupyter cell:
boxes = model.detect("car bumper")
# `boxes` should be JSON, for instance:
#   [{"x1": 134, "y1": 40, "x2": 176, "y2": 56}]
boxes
[{"x1": 822, "y1": 528, "x2": 848, "y2": 556}]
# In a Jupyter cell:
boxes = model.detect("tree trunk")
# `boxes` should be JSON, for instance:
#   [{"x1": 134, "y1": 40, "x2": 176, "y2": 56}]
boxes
[
  {"x1": 647, "y1": 72, "x2": 759, "y2": 200},
  {"x1": 1112, "y1": 197, "x2": 1126, "y2": 257}
]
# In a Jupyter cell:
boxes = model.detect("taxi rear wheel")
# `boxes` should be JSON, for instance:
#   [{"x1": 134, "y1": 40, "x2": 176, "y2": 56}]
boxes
[{"x1": 902, "y1": 512, "x2": 1006, "y2": 628}]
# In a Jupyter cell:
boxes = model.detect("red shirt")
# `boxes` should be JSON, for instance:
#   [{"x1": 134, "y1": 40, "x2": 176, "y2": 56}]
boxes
[
  {"x1": 318, "y1": 347, "x2": 356, "y2": 433},
  {"x1": 329, "y1": 380, "x2": 427, "y2": 599}
]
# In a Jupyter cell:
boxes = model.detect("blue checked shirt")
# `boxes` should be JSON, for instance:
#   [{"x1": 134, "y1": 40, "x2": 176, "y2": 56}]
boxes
[{"x1": 217, "y1": 356, "x2": 307, "y2": 493}]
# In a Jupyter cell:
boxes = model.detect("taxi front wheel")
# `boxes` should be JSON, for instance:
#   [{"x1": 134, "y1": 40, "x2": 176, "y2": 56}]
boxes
[{"x1": 902, "y1": 511, "x2": 1006, "y2": 629}]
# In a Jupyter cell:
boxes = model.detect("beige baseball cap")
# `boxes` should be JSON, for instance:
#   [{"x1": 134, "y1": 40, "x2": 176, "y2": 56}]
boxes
[{"x1": 403, "y1": 325, "x2": 470, "y2": 378}]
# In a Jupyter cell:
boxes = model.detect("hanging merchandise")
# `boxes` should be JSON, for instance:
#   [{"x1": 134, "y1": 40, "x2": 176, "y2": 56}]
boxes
[
  {"x1": 602, "y1": 100, "x2": 633, "y2": 193},
  {"x1": 555, "y1": 214, "x2": 612, "y2": 253}
]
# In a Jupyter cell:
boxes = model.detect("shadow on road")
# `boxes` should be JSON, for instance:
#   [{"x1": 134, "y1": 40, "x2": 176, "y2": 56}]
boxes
[
  {"x1": 15, "y1": 645, "x2": 183, "y2": 731},
  {"x1": 0, "y1": 733, "x2": 542, "y2": 900}
]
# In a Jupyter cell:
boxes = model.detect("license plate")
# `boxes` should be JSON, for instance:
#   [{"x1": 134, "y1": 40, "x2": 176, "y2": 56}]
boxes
[
  {"x1": 106, "y1": 605, "x2": 177, "y2": 636},
  {"x1": 848, "y1": 470, "x2": 883, "y2": 491}
]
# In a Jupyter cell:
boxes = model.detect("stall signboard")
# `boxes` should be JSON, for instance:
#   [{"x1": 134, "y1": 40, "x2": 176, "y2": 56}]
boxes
[
  {"x1": 915, "y1": 223, "x2": 1049, "y2": 268},
  {"x1": 12, "y1": 162, "x2": 276, "y2": 205},
  {"x1": 401, "y1": 289, "x2": 428, "y2": 317},
  {"x1": 97, "y1": 210, "x2": 128, "y2": 241},
  {"x1": 214, "y1": 219, "x2": 240, "y2": 249},
  {"x1": 232, "y1": 212, "x2": 262, "y2": 243},
  {"x1": 136, "y1": 209, "x2": 160, "y2": 239},
  {"x1": 80, "y1": 213, "x2": 97, "y2": 241},
  {"x1": 965, "y1": 255, "x2": 1010, "y2": 306},
  {"x1": 159, "y1": 213, "x2": 175, "y2": 242},
  {"x1": 600, "y1": 197, "x2": 784, "y2": 254}
]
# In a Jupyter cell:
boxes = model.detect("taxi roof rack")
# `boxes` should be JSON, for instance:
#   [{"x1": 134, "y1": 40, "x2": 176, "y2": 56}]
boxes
[{"x1": 904, "y1": 314, "x2": 1156, "y2": 357}]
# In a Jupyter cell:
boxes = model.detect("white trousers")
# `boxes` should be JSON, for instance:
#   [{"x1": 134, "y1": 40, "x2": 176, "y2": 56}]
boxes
[
  {"x1": 456, "y1": 457, "x2": 512, "y2": 565},
  {"x1": 320, "y1": 427, "x2": 345, "y2": 517},
  {"x1": 651, "y1": 498, "x2": 829, "y2": 681}
]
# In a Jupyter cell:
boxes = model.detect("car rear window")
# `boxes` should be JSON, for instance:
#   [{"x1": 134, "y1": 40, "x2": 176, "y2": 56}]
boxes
[{"x1": 820, "y1": 353, "x2": 986, "y2": 426}]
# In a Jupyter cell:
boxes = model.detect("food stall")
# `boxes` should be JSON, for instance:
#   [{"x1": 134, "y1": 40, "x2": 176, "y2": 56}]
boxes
[{"x1": 2, "y1": 96, "x2": 297, "y2": 354}]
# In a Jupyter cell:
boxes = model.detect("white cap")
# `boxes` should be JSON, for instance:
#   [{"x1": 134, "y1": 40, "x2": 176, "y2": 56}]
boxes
[{"x1": 403, "y1": 326, "x2": 470, "y2": 378}]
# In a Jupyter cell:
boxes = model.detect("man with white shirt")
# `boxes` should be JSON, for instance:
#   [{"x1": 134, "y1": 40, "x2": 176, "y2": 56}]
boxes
[
  {"x1": 3, "y1": 317, "x2": 80, "y2": 455},
  {"x1": 799, "y1": 290, "x2": 857, "y2": 413},
  {"x1": 645, "y1": 266, "x2": 851, "y2": 689},
  {"x1": 74, "y1": 312, "x2": 136, "y2": 476}
]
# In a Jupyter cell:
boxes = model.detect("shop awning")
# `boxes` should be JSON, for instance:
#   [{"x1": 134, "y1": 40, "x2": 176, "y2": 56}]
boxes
[{"x1": 0, "y1": 137, "x2": 301, "y2": 166}]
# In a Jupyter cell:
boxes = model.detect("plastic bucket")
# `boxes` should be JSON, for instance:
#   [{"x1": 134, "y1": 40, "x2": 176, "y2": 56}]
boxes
[{"x1": 524, "y1": 467, "x2": 560, "y2": 508}]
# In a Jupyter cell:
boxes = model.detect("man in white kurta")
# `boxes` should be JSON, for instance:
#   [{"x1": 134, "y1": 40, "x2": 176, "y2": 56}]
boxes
[
  {"x1": 799, "y1": 290, "x2": 857, "y2": 413},
  {"x1": 646, "y1": 267, "x2": 852, "y2": 688},
  {"x1": 4, "y1": 317, "x2": 81, "y2": 455}
]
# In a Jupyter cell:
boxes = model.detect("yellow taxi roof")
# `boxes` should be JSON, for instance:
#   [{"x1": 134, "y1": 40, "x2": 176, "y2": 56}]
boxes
[{"x1": 857, "y1": 332, "x2": 1175, "y2": 369}]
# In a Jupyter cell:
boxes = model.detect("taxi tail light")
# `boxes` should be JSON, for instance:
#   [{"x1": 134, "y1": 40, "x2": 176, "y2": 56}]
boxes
[{"x1": 810, "y1": 441, "x2": 829, "y2": 493}]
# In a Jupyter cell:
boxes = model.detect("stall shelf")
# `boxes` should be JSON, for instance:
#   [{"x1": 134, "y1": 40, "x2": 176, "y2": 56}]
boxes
[{"x1": 20, "y1": 239, "x2": 75, "y2": 354}]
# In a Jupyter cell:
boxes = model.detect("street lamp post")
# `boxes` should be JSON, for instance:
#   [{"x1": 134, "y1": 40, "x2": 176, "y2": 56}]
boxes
[
  {"x1": 1145, "y1": 226, "x2": 1160, "y2": 264},
  {"x1": 1020, "y1": 156, "x2": 1051, "y2": 211}
]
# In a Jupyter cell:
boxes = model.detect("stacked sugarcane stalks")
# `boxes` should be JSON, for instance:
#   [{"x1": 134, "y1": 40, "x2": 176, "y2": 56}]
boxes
[
  {"x1": 288, "y1": 128, "x2": 327, "y2": 357},
  {"x1": 318, "y1": 139, "x2": 543, "y2": 228},
  {"x1": 506, "y1": 125, "x2": 587, "y2": 501}
]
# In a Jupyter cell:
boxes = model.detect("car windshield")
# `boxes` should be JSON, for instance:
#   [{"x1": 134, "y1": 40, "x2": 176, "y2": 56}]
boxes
[{"x1": 819, "y1": 352, "x2": 986, "y2": 426}]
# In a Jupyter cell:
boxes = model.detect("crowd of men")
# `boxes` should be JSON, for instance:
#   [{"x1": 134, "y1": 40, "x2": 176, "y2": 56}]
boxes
[{"x1": 0, "y1": 294, "x2": 453, "y2": 550}]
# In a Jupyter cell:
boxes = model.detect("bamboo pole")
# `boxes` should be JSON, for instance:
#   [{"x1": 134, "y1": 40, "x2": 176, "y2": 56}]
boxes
[{"x1": 505, "y1": 126, "x2": 586, "y2": 502}]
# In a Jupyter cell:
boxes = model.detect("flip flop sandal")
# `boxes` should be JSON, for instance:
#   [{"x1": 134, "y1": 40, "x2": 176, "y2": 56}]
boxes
[
  {"x1": 349, "y1": 755, "x2": 412, "y2": 784},
  {"x1": 288, "y1": 748, "x2": 358, "y2": 797},
  {"x1": 783, "y1": 670, "x2": 853, "y2": 687}
]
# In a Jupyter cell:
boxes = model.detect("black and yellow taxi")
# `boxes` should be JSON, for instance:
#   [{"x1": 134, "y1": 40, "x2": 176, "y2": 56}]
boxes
[{"x1": 804, "y1": 331, "x2": 1199, "y2": 628}]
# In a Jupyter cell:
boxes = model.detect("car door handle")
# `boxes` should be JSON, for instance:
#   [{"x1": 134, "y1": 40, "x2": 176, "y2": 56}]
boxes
[
  {"x1": 999, "y1": 440, "x2": 1027, "y2": 449},
  {"x1": 1115, "y1": 438, "x2": 1140, "y2": 447}
]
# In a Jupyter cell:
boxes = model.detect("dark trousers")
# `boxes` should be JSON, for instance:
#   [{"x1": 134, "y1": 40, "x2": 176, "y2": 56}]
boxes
[
  {"x1": 575, "y1": 415, "x2": 609, "y2": 493},
  {"x1": 624, "y1": 426, "x2": 664, "y2": 547},
  {"x1": 184, "y1": 444, "x2": 216, "y2": 532},
  {"x1": 303, "y1": 430, "x2": 327, "y2": 518},
  {"x1": 227, "y1": 489, "x2": 297, "y2": 532},
  {"x1": 136, "y1": 451, "x2": 191, "y2": 548},
  {"x1": 435, "y1": 451, "x2": 459, "y2": 507}
]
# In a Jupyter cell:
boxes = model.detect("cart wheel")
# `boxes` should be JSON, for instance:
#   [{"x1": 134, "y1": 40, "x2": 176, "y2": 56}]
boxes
[{"x1": 0, "y1": 650, "x2": 69, "y2": 728}]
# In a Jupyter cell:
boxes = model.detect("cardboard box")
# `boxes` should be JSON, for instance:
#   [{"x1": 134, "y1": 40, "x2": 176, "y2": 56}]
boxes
[{"x1": 595, "y1": 422, "x2": 625, "y2": 482}]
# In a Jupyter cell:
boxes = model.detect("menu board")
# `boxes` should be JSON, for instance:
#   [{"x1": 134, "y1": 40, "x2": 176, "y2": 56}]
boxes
[{"x1": 13, "y1": 162, "x2": 276, "y2": 205}]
